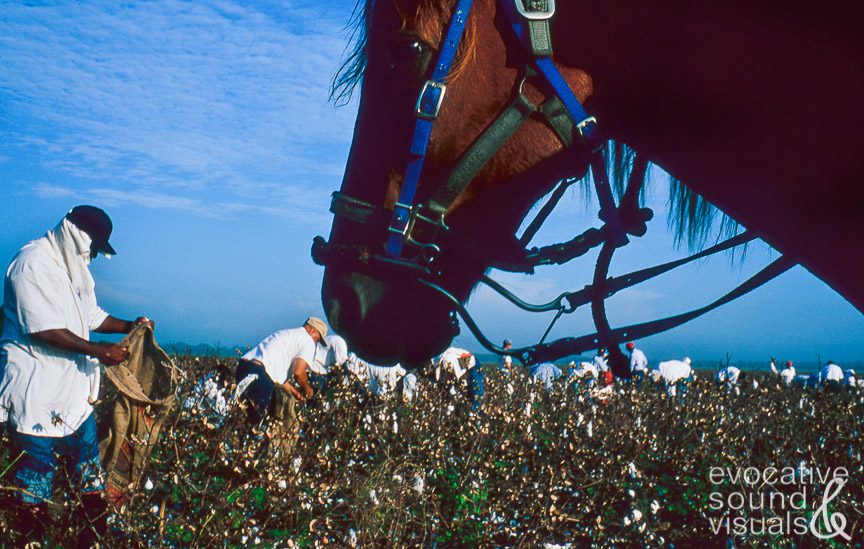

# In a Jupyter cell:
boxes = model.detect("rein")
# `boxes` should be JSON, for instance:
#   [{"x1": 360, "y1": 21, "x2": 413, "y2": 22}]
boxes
[{"x1": 313, "y1": 0, "x2": 794, "y2": 375}]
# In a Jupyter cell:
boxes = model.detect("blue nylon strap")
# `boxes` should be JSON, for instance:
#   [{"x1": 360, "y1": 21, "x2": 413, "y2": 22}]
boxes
[
  {"x1": 501, "y1": 1, "x2": 628, "y2": 247},
  {"x1": 386, "y1": 0, "x2": 475, "y2": 258}
]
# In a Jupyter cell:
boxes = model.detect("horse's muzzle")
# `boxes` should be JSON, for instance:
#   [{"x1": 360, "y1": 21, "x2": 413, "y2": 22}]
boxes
[{"x1": 322, "y1": 267, "x2": 457, "y2": 366}]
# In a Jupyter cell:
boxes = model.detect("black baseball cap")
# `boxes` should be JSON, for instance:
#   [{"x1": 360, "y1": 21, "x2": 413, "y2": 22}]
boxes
[{"x1": 66, "y1": 205, "x2": 117, "y2": 256}]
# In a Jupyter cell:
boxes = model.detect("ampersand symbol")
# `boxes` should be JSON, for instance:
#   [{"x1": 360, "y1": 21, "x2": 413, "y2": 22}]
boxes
[{"x1": 809, "y1": 477, "x2": 851, "y2": 540}]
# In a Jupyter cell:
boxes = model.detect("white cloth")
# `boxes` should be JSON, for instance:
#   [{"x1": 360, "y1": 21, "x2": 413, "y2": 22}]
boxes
[
  {"x1": 367, "y1": 363, "x2": 407, "y2": 396},
  {"x1": 629, "y1": 348, "x2": 648, "y2": 373},
  {"x1": 593, "y1": 353, "x2": 609, "y2": 373},
  {"x1": 570, "y1": 361, "x2": 598, "y2": 379},
  {"x1": 311, "y1": 334, "x2": 348, "y2": 375},
  {"x1": 529, "y1": 362, "x2": 562, "y2": 391},
  {"x1": 820, "y1": 363, "x2": 844, "y2": 383},
  {"x1": 435, "y1": 347, "x2": 475, "y2": 380},
  {"x1": 779, "y1": 366, "x2": 796, "y2": 386},
  {"x1": 652, "y1": 360, "x2": 692, "y2": 385},
  {"x1": 716, "y1": 366, "x2": 741, "y2": 384},
  {"x1": 343, "y1": 353, "x2": 408, "y2": 398},
  {"x1": 500, "y1": 354, "x2": 512, "y2": 370},
  {"x1": 242, "y1": 327, "x2": 316, "y2": 384},
  {"x1": 0, "y1": 220, "x2": 109, "y2": 436}
]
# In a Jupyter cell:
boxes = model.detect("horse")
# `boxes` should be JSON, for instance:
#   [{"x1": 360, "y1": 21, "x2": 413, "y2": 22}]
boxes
[{"x1": 315, "y1": 0, "x2": 864, "y2": 368}]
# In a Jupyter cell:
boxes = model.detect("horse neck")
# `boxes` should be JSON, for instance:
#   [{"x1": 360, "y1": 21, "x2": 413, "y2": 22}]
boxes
[{"x1": 552, "y1": 1, "x2": 864, "y2": 311}]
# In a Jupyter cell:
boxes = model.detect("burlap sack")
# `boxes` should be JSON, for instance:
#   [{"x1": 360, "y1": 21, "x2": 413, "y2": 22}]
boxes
[
  {"x1": 266, "y1": 387, "x2": 300, "y2": 463},
  {"x1": 99, "y1": 324, "x2": 177, "y2": 505}
]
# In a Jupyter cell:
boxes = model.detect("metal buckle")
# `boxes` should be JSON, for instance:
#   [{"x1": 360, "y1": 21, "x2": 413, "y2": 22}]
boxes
[
  {"x1": 416, "y1": 80, "x2": 447, "y2": 120},
  {"x1": 388, "y1": 202, "x2": 413, "y2": 237},
  {"x1": 515, "y1": 0, "x2": 555, "y2": 20},
  {"x1": 575, "y1": 116, "x2": 603, "y2": 153}
]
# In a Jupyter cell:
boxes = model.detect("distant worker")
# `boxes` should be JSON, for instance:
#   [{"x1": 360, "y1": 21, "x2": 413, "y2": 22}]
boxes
[
  {"x1": 845, "y1": 369, "x2": 858, "y2": 389},
  {"x1": 310, "y1": 334, "x2": 349, "y2": 392},
  {"x1": 235, "y1": 317, "x2": 328, "y2": 423},
  {"x1": 0, "y1": 206, "x2": 154, "y2": 545},
  {"x1": 820, "y1": 360, "x2": 844, "y2": 391},
  {"x1": 778, "y1": 360, "x2": 796, "y2": 387},
  {"x1": 500, "y1": 338, "x2": 513, "y2": 375},
  {"x1": 593, "y1": 347, "x2": 609, "y2": 373},
  {"x1": 529, "y1": 362, "x2": 563, "y2": 391},
  {"x1": 650, "y1": 357, "x2": 693, "y2": 397},
  {"x1": 435, "y1": 347, "x2": 484, "y2": 410},
  {"x1": 626, "y1": 342, "x2": 649, "y2": 385}
]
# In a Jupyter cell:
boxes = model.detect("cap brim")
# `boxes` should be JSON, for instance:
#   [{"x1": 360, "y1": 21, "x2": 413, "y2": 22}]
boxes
[{"x1": 101, "y1": 241, "x2": 117, "y2": 256}]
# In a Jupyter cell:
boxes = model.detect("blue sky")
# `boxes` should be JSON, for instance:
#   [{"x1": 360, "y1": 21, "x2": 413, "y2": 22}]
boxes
[{"x1": 1, "y1": 1, "x2": 862, "y2": 364}]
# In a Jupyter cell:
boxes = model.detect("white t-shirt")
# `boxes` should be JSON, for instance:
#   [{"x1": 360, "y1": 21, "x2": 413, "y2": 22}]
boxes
[
  {"x1": 435, "y1": 347, "x2": 476, "y2": 380},
  {"x1": 311, "y1": 335, "x2": 348, "y2": 375},
  {"x1": 821, "y1": 363, "x2": 844, "y2": 383},
  {"x1": 654, "y1": 360, "x2": 692, "y2": 384},
  {"x1": 0, "y1": 241, "x2": 108, "y2": 436},
  {"x1": 629, "y1": 348, "x2": 648, "y2": 373},
  {"x1": 242, "y1": 328, "x2": 316, "y2": 384}
]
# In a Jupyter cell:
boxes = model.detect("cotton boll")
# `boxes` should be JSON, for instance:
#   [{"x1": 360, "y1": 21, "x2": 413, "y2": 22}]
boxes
[{"x1": 144, "y1": 478, "x2": 154, "y2": 491}]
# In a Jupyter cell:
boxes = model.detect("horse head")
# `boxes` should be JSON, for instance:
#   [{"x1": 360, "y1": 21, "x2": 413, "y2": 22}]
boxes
[
  {"x1": 318, "y1": 0, "x2": 864, "y2": 365},
  {"x1": 317, "y1": 0, "x2": 598, "y2": 364}
]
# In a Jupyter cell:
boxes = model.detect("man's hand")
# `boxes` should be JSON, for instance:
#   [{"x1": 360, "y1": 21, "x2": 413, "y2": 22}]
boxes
[
  {"x1": 281, "y1": 382, "x2": 305, "y2": 402},
  {"x1": 134, "y1": 316, "x2": 155, "y2": 330},
  {"x1": 92, "y1": 342, "x2": 129, "y2": 366}
]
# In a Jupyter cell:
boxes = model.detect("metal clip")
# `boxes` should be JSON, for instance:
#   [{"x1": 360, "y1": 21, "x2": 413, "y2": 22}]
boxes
[
  {"x1": 575, "y1": 116, "x2": 603, "y2": 153},
  {"x1": 515, "y1": 0, "x2": 555, "y2": 20},
  {"x1": 416, "y1": 80, "x2": 447, "y2": 120}
]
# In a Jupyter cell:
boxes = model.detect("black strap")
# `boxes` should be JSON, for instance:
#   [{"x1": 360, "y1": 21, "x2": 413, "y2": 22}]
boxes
[
  {"x1": 424, "y1": 255, "x2": 795, "y2": 365},
  {"x1": 429, "y1": 91, "x2": 539, "y2": 217}
]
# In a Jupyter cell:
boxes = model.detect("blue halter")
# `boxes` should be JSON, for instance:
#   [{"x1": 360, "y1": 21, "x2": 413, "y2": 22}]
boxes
[{"x1": 384, "y1": 0, "x2": 627, "y2": 259}]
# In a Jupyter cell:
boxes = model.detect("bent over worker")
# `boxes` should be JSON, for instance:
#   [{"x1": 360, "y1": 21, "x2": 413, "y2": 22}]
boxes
[
  {"x1": 235, "y1": 317, "x2": 328, "y2": 424},
  {"x1": 0, "y1": 206, "x2": 154, "y2": 545}
]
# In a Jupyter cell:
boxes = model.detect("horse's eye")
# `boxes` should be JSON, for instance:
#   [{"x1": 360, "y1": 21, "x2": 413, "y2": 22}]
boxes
[{"x1": 387, "y1": 38, "x2": 433, "y2": 83}]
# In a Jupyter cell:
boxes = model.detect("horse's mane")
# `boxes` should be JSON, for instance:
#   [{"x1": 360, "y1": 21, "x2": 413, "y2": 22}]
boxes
[{"x1": 331, "y1": 0, "x2": 731, "y2": 249}]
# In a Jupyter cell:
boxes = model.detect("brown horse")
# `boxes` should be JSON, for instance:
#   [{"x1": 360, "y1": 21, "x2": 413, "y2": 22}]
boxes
[{"x1": 318, "y1": 0, "x2": 864, "y2": 366}]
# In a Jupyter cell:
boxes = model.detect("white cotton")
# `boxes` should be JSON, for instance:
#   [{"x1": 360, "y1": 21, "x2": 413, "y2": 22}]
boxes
[{"x1": 144, "y1": 478, "x2": 154, "y2": 491}]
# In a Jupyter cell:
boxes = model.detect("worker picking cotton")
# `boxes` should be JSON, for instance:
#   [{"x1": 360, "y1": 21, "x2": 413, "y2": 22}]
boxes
[
  {"x1": 626, "y1": 342, "x2": 649, "y2": 385},
  {"x1": 820, "y1": 360, "x2": 844, "y2": 391},
  {"x1": 779, "y1": 361, "x2": 796, "y2": 387},
  {"x1": 650, "y1": 357, "x2": 693, "y2": 397},
  {"x1": 529, "y1": 362, "x2": 563, "y2": 391},
  {"x1": 434, "y1": 347, "x2": 484, "y2": 410}
]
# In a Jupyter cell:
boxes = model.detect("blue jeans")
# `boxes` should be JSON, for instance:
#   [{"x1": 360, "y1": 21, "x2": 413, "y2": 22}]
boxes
[
  {"x1": 467, "y1": 367, "x2": 485, "y2": 410},
  {"x1": 236, "y1": 359, "x2": 275, "y2": 423},
  {"x1": 9, "y1": 413, "x2": 104, "y2": 504}
]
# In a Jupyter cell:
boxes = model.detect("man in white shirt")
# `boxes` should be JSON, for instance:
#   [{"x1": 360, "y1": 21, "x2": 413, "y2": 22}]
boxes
[
  {"x1": 500, "y1": 338, "x2": 513, "y2": 374},
  {"x1": 235, "y1": 317, "x2": 327, "y2": 423},
  {"x1": 309, "y1": 334, "x2": 349, "y2": 392},
  {"x1": 820, "y1": 360, "x2": 844, "y2": 391},
  {"x1": 529, "y1": 362, "x2": 562, "y2": 391},
  {"x1": 435, "y1": 347, "x2": 484, "y2": 410},
  {"x1": 626, "y1": 342, "x2": 648, "y2": 385},
  {"x1": 650, "y1": 357, "x2": 693, "y2": 397},
  {"x1": 777, "y1": 360, "x2": 796, "y2": 387},
  {"x1": 0, "y1": 206, "x2": 153, "y2": 544}
]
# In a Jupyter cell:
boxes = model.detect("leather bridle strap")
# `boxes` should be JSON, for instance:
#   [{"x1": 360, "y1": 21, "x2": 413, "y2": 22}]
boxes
[{"x1": 419, "y1": 255, "x2": 795, "y2": 364}]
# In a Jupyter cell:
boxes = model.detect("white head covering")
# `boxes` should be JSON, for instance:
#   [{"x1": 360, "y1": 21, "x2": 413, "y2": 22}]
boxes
[{"x1": 41, "y1": 217, "x2": 96, "y2": 297}]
